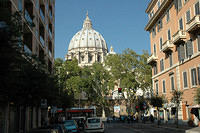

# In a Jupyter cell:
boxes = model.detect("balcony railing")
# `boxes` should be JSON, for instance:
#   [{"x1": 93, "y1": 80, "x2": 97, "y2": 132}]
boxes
[
  {"x1": 40, "y1": 8, "x2": 45, "y2": 22},
  {"x1": 186, "y1": 15, "x2": 200, "y2": 32},
  {"x1": 40, "y1": 35, "x2": 45, "y2": 47},
  {"x1": 25, "y1": 9, "x2": 33, "y2": 24},
  {"x1": 162, "y1": 40, "x2": 173, "y2": 53},
  {"x1": 172, "y1": 30, "x2": 186, "y2": 44},
  {"x1": 147, "y1": 53, "x2": 158, "y2": 65},
  {"x1": 24, "y1": 44, "x2": 32, "y2": 54}
]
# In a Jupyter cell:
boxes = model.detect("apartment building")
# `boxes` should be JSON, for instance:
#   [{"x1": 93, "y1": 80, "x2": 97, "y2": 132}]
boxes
[
  {"x1": 146, "y1": 0, "x2": 200, "y2": 125},
  {"x1": 10, "y1": 0, "x2": 55, "y2": 72},
  {"x1": 0, "y1": 0, "x2": 55, "y2": 133}
]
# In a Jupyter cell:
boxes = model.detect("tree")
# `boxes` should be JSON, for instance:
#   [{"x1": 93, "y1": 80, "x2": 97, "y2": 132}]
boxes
[
  {"x1": 135, "y1": 50, "x2": 152, "y2": 94},
  {"x1": 0, "y1": 10, "x2": 59, "y2": 107},
  {"x1": 150, "y1": 95, "x2": 164, "y2": 125},
  {"x1": 171, "y1": 90, "x2": 183, "y2": 127},
  {"x1": 195, "y1": 88, "x2": 200, "y2": 104}
]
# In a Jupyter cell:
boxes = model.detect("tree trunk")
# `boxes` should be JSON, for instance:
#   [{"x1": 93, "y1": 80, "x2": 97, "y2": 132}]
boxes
[
  {"x1": 176, "y1": 106, "x2": 179, "y2": 128},
  {"x1": 157, "y1": 108, "x2": 160, "y2": 126}
]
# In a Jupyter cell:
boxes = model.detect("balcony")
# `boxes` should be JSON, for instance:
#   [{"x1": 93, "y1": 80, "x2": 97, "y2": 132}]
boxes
[
  {"x1": 172, "y1": 30, "x2": 186, "y2": 44},
  {"x1": 145, "y1": 0, "x2": 173, "y2": 31},
  {"x1": 25, "y1": 9, "x2": 33, "y2": 24},
  {"x1": 147, "y1": 54, "x2": 158, "y2": 65},
  {"x1": 186, "y1": 15, "x2": 200, "y2": 33},
  {"x1": 162, "y1": 40, "x2": 173, "y2": 53},
  {"x1": 40, "y1": 36, "x2": 45, "y2": 47},
  {"x1": 40, "y1": 8, "x2": 45, "y2": 22}
]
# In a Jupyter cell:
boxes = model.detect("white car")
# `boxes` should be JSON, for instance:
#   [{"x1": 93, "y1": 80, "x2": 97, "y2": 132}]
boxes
[{"x1": 84, "y1": 117, "x2": 104, "y2": 133}]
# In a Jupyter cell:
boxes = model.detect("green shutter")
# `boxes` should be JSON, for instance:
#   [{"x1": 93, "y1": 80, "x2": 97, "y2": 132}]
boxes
[
  {"x1": 198, "y1": 35, "x2": 200, "y2": 51},
  {"x1": 180, "y1": 44, "x2": 185, "y2": 60},
  {"x1": 187, "y1": 40, "x2": 193, "y2": 57}
]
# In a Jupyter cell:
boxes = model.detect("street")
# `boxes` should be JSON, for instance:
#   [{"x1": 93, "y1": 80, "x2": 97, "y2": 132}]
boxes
[{"x1": 103, "y1": 122, "x2": 188, "y2": 133}]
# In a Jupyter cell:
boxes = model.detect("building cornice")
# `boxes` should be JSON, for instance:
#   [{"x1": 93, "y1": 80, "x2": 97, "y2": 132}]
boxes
[
  {"x1": 146, "y1": 0, "x2": 157, "y2": 13},
  {"x1": 145, "y1": 0, "x2": 173, "y2": 31}
]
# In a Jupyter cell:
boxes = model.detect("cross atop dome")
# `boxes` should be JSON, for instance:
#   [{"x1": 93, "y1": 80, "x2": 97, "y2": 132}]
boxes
[{"x1": 83, "y1": 11, "x2": 92, "y2": 29}]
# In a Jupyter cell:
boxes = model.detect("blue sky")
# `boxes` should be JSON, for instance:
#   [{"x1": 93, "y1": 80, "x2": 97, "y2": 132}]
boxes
[{"x1": 55, "y1": 0, "x2": 150, "y2": 59}]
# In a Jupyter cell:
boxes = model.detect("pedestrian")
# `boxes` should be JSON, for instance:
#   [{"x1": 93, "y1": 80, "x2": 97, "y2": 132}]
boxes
[{"x1": 150, "y1": 114, "x2": 154, "y2": 123}]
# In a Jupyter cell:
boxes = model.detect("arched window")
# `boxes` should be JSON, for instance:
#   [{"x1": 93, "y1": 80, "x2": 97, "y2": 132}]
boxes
[
  {"x1": 89, "y1": 53, "x2": 93, "y2": 63},
  {"x1": 97, "y1": 55, "x2": 101, "y2": 62}
]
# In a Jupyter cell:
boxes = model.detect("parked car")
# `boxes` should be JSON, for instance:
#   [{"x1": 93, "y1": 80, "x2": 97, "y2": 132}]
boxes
[
  {"x1": 51, "y1": 124, "x2": 67, "y2": 133},
  {"x1": 84, "y1": 117, "x2": 104, "y2": 133},
  {"x1": 63, "y1": 120, "x2": 79, "y2": 133}
]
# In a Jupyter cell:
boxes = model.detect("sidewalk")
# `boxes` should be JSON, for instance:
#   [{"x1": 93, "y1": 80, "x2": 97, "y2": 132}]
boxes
[{"x1": 143, "y1": 121, "x2": 194, "y2": 131}]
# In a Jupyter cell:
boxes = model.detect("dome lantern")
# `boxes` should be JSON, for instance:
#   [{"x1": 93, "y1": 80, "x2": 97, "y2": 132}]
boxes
[{"x1": 83, "y1": 11, "x2": 92, "y2": 29}]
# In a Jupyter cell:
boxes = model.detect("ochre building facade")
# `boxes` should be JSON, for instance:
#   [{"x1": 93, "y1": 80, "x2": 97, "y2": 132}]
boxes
[{"x1": 146, "y1": 0, "x2": 200, "y2": 125}]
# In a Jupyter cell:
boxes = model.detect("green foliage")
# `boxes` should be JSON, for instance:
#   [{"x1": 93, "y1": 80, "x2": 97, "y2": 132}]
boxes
[
  {"x1": 150, "y1": 96, "x2": 164, "y2": 108},
  {"x1": 0, "y1": 11, "x2": 59, "y2": 106},
  {"x1": 171, "y1": 90, "x2": 183, "y2": 105}
]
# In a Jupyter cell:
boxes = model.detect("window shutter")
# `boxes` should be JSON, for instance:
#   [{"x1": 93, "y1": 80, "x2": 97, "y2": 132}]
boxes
[
  {"x1": 195, "y1": 2, "x2": 200, "y2": 15},
  {"x1": 198, "y1": 35, "x2": 200, "y2": 51},
  {"x1": 183, "y1": 72, "x2": 188, "y2": 88},
  {"x1": 177, "y1": 46, "x2": 181, "y2": 61},
  {"x1": 178, "y1": 0, "x2": 182, "y2": 10},
  {"x1": 187, "y1": 40, "x2": 193, "y2": 57},
  {"x1": 198, "y1": 67, "x2": 200, "y2": 85},
  {"x1": 180, "y1": 44, "x2": 185, "y2": 60}
]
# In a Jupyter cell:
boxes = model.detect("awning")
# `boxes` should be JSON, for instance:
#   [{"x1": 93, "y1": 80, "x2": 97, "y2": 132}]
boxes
[{"x1": 188, "y1": 104, "x2": 200, "y2": 108}]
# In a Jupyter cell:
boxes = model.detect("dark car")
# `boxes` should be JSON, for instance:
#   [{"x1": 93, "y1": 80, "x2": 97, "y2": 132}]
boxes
[{"x1": 51, "y1": 124, "x2": 67, "y2": 133}]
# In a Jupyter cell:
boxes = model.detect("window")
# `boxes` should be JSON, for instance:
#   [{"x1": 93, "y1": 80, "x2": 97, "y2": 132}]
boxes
[
  {"x1": 81, "y1": 56, "x2": 84, "y2": 62},
  {"x1": 185, "y1": 40, "x2": 193, "y2": 58},
  {"x1": 89, "y1": 54, "x2": 93, "y2": 63},
  {"x1": 195, "y1": 2, "x2": 200, "y2": 15},
  {"x1": 166, "y1": 9, "x2": 170, "y2": 22},
  {"x1": 153, "y1": 64, "x2": 158, "y2": 75},
  {"x1": 177, "y1": 0, "x2": 182, "y2": 10},
  {"x1": 179, "y1": 18, "x2": 183, "y2": 30},
  {"x1": 158, "y1": 0, "x2": 161, "y2": 8},
  {"x1": 153, "y1": 44, "x2": 157, "y2": 56},
  {"x1": 152, "y1": 27, "x2": 156, "y2": 37},
  {"x1": 155, "y1": 81, "x2": 159, "y2": 95},
  {"x1": 198, "y1": 66, "x2": 200, "y2": 85},
  {"x1": 178, "y1": 43, "x2": 185, "y2": 61},
  {"x1": 191, "y1": 68, "x2": 197, "y2": 86},
  {"x1": 169, "y1": 53, "x2": 173, "y2": 67},
  {"x1": 186, "y1": 10, "x2": 191, "y2": 23},
  {"x1": 157, "y1": 20, "x2": 163, "y2": 32},
  {"x1": 160, "y1": 37, "x2": 163, "y2": 50},
  {"x1": 18, "y1": 0, "x2": 22, "y2": 11},
  {"x1": 183, "y1": 71, "x2": 188, "y2": 88},
  {"x1": 198, "y1": 35, "x2": 200, "y2": 51},
  {"x1": 97, "y1": 55, "x2": 101, "y2": 62},
  {"x1": 170, "y1": 76, "x2": 175, "y2": 90},
  {"x1": 184, "y1": 0, "x2": 189, "y2": 4},
  {"x1": 160, "y1": 59, "x2": 164, "y2": 72},
  {"x1": 162, "y1": 80, "x2": 166, "y2": 93},
  {"x1": 168, "y1": 29, "x2": 171, "y2": 40}
]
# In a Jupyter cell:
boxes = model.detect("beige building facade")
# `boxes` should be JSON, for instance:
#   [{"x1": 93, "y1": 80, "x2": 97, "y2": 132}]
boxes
[{"x1": 146, "y1": 0, "x2": 200, "y2": 125}]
